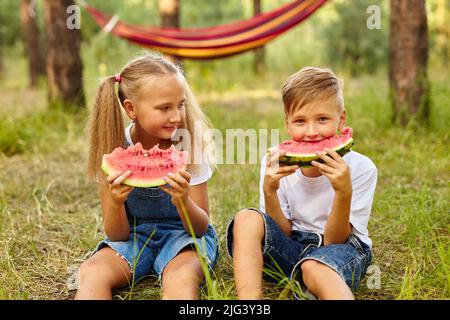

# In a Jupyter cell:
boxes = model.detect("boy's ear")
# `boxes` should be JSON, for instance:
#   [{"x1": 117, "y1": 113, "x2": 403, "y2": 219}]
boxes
[
  {"x1": 338, "y1": 109, "x2": 347, "y2": 130},
  {"x1": 122, "y1": 99, "x2": 137, "y2": 120}
]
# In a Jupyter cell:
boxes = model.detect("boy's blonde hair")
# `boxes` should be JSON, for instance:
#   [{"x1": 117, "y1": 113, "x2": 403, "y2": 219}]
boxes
[
  {"x1": 281, "y1": 67, "x2": 344, "y2": 116},
  {"x1": 87, "y1": 53, "x2": 215, "y2": 184}
]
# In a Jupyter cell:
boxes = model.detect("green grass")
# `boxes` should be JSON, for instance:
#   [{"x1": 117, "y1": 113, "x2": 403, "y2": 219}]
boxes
[{"x1": 0, "y1": 52, "x2": 449, "y2": 300}]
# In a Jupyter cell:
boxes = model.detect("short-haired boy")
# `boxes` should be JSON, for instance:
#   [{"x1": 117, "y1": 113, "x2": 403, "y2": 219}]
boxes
[{"x1": 227, "y1": 67, "x2": 377, "y2": 300}]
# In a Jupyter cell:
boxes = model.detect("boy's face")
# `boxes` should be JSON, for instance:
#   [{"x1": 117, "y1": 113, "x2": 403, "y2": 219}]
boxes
[{"x1": 285, "y1": 97, "x2": 346, "y2": 142}]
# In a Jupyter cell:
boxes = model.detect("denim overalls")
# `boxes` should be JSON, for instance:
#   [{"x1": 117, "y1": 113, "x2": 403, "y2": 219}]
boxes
[
  {"x1": 227, "y1": 209, "x2": 372, "y2": 300},
  {"x1": 94, "y1": 185, "x2": 219, "y2": 283}
]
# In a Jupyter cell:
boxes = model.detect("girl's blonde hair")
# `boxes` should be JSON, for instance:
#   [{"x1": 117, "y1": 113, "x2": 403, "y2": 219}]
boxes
[{"x1": 87, "y1": 53, "x2": 215, "y2": 184}]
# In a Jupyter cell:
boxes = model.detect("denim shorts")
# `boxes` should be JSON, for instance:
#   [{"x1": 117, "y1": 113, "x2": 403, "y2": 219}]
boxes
[
  {"x1": 92, "y1": 186, "x2": 220, "y2": 283},
  {"x1": 226, "y1": 208, "x2": 372, "y2": 299}
]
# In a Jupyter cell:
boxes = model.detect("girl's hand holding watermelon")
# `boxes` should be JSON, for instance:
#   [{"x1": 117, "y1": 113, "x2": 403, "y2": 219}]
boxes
[
  {"x1": 106, "y1": 170, "x2": 135, "y2": 205},
  {"x1": 161, "y1": 170, "x2": 192, "y2": 205},
  {"x1": 263, "y1": 150, "x2": 299, "y2": 194},
  {"x1": 311, "y1": 148, "x2": 352, "y2": 195}
]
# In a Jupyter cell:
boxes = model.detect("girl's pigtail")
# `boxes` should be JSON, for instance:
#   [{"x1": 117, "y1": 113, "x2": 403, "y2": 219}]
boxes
[{"x1": 87, "y1": 76, "x2": 125, "y2": 184}]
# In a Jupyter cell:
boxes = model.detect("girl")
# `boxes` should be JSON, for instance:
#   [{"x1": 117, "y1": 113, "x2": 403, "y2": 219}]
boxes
[{"x1": 75, "y1": 53, "x2": 219, "y2": 300}]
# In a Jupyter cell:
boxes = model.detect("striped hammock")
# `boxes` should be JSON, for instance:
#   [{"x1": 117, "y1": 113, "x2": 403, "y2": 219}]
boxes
[{"x1": 84, "y1": 0, "x2": 328, "y2": 59}]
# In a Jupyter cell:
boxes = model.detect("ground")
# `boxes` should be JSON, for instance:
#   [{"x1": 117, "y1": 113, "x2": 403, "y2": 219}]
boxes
[{"x1": 0, "y1": 71, "x2": 448, "y2": 300}]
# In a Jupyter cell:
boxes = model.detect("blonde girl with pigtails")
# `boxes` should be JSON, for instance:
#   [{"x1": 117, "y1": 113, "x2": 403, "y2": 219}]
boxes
[{"x1": 75, "y1": 53, "x2": 218, "y2": 300}]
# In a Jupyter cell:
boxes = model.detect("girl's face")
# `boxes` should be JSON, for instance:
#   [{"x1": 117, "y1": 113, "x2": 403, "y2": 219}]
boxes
[
  {"x1": 123, "y1": 74, "x2": 186, "y2": 141},
  {"x1": 285, "y1": 97, "x2": 346, "y2": 142}
]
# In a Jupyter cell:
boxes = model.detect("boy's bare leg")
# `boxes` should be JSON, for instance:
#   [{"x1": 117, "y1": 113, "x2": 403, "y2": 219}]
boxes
[
  {"x1": 301, "y1": 260, "x2": 354, "y2": 300},
  {"x1": 232, "y1": 209, "x2": 266, "y2": 299}
]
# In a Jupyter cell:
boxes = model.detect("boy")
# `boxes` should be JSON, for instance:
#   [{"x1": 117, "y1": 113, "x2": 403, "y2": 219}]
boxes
[{"x1": 227, "y1": 67, "x2": 377, "y2": 300}]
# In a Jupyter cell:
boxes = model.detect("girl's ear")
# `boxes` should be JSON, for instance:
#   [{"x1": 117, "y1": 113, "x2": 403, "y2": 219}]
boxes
[
  {"x1": 338, "y1": 109, "x2": 347, "y2": 130},
  {"x1": 122, "y1": 99, "x2": 137, "y2": 120}
]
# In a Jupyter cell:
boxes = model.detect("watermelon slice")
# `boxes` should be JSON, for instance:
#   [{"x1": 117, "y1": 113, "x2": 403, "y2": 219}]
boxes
[
  {"x1": 270, "y1": 127, "x2": 354, "y2": 167},
  {"x1": 101, "y1": 143, "x2": 189, "y2": 187}
]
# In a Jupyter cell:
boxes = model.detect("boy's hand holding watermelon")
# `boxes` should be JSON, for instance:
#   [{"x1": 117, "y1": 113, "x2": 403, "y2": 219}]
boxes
[
  {"x1": 263, "y1": 150, "x2": 299, "y2": 194},
  {"x1": 312, "y1": 148, "x2": 352, "y2": 195}
]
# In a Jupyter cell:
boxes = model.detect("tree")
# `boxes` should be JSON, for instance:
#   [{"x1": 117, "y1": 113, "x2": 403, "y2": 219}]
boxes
[
  {"x1": 253, "y1": 0, "x2": 265, "y2": 74},
  {"x1": 159, "y1": 0, "x2": 181, "y2": 63},
  {"x1": 20, "y1": 0, "x2": 46, "y2": 88},
  {"x1": 389, "y1": 0, "x2": 430, "y2": 126},
  {"x1": 159, "y1": 0, "x2": 180, "y2": 28},
  {"x1": 43, "y1": 0, "x2": 85, "y2": 108},
  {"x1": 323, "y1": 0, "x2": 387, "y2": 76}
]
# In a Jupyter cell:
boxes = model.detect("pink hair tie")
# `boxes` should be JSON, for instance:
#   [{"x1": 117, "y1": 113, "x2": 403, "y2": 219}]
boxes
[{"x1": 114, "y1": 73, "x2": 122, "y2": 83}]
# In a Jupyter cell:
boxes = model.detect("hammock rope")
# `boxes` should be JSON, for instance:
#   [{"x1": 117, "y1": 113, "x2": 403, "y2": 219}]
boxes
[{"x1": 82, "y1": 0, "x2": 328, "y2": 59}]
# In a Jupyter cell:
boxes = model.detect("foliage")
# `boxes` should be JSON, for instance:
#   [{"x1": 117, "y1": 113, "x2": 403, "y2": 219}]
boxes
[
  {"x1": 427, "y1": 0, "x2": 450, "y2": 66},
  {"x1": 0, "y1": 0, "x2": 448, "y2": 72},
  {"x1": 0, "y1": 1, "x2": 22, "y2": 48},
  {"x1": 321, "y1": 0, "x2": 388, "y2": 76}
]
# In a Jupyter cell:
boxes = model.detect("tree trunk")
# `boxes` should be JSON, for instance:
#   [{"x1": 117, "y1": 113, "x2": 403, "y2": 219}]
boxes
[
  {"x1": 43, "y1": 0, "x2": 85, "y2": 109},
  {"x1": 159, "y1": 0, "x2": 180, "y2": 28},
  {"x1": 253, "y1": 0, "x2": 265, "y2": 74},
  {"x1": 20, "y1": 0, "x2": 46, "y2": 88},
  {"x1": 159, "y1": 0, "x2": 181, "y2": 63},
  {"x1": 389, "y1": 0, "x2": 430, "y2": 126}
]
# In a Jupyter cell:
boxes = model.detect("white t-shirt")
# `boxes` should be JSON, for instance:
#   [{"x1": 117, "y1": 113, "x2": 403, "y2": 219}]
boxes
[
  {"x1": 125, "y1": 123, "x2": 213, "y2": 186},
  {"x1": 259, "y1": 151, "x2": 377, "y2": 247}
]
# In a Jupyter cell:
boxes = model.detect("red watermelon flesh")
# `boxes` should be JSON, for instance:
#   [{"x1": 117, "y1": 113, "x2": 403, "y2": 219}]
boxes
[
  {"x1": 272, "y1": 127, "x2": 354, "y2": 167},
  {"x1": 101, "y1": 143, "x2": 188, "y2": 187}
]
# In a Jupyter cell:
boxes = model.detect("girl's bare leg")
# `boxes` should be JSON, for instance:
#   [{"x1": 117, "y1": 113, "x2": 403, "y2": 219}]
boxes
[
  {"x1": 161, "y1": 247, "x2": 205, "y2": 300},
  {"x1": 75, "y1": 247, "x2": 132, "y2": 300}
]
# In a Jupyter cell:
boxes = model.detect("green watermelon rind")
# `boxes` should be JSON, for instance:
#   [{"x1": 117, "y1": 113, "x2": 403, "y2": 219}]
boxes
[
  {"x1": 275, "y1": 138, "x2": 354, "y2": 167},
  {"x1": 101, "y1": 155, "x2": 181, "y2": 188}
]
